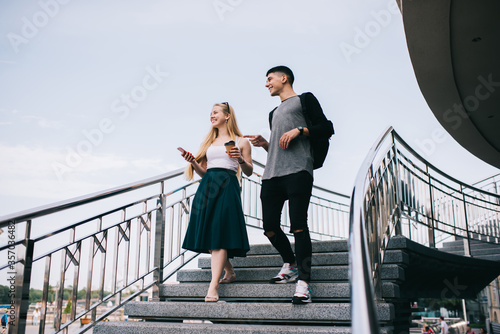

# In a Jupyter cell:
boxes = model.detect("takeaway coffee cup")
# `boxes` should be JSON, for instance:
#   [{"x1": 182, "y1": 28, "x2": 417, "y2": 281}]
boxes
[{"x1": 224, "y1": 140, "x2": 235, "y2": 156}]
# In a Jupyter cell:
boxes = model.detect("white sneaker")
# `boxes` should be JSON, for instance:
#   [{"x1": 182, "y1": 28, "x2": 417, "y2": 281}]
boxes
[
  {"x1": 292, "y1": 280, "x2": 312, "y2": 304},
  {"x1": 269, "y1": 263, "x2": 299, "y2": 284}
]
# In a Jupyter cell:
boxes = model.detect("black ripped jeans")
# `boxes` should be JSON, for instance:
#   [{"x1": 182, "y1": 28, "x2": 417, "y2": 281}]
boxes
[{"x1": 260, "y1": 170, "x2": 313, "y2": 282}]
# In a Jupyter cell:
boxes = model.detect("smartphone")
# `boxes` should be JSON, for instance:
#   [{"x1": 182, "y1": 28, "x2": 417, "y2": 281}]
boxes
[{"x1": 177, "y1": 147, "x2": 186, "y2": 154}]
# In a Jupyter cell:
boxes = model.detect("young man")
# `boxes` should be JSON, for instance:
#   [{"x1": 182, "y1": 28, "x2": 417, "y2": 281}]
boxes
[{"x1": 245, "y1": 66, "x2": 333, "y2": 304}]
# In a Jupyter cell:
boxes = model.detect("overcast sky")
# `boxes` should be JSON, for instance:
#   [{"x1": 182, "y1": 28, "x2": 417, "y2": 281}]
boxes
[{"x1": 1, "y1": 0, "x2": 498, "y2": 218}]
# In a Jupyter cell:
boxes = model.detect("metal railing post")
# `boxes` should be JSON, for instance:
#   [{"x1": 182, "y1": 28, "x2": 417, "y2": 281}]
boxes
[
  {"x1": 11, "y1": 220, "x2": 34, "y2": 334},
  {"x1": 426, "y1": 166, "x2": 436, "y2": 248},
  {"x1": 391, "y1": 132, "x2": 403, "y2": 236},
  {"x1": 152, "y1": 182, "x2": 167, "y2": 301},
  {"x1": 39, "y1": 254, "x2": 51, "y2": 334},
  {"x1": 461, "y1": 185, "x2": 472, "y2": 257}
]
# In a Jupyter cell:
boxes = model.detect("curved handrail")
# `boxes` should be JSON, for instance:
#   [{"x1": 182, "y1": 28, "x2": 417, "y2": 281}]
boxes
[
  {"x1": 391, "y1": 131, "x2": 500, "y2": 198},
  {"x1": 349, "y1": 126, "x2": 393, "y2": 334},
  {"x1": 349, "y1": 127, "x2": 500, "y2": 333}
]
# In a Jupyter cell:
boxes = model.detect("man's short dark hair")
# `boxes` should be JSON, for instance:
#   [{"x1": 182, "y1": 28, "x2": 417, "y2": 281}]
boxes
[{"x1": 266, "y1": 65, "x2": 294, "y2": 86}]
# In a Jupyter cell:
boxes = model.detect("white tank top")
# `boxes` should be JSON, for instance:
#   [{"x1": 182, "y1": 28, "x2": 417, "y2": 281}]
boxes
[{"x1": 206, "y1": 137, "x2": 241, "y2": 173}]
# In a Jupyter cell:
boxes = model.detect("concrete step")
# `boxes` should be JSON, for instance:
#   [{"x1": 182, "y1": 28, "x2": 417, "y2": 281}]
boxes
[
  {"x1": 470, "y1": 242, "x2": 500, "y2": 252},
  {"x1": 439, "y1": 249, "x2": 465, "y2": 256},
  {"x1": 176, "y1": 265, "x2": 404, "y2": 283},
  {"x1": 442, "y1": 240, "x2": 500, "y2": 251},
  {"x1": 439, "y1": 248, "x2": 500, "y2": 261},
  {"x1": 470, "y1": 247, "x2": 500, "y2": 256},
  {"x1": 442, "y1": 240, "x2": 465, "y2": 248},
  {"x1": 124, "y1": 301, "x2": 395, "y2": 324},
  {"x1": 472, "y1": 254, "x2": 500, "y2": 261},
  {"x1": 198, "y1": 253, "x2": 349, "y2": 269},
  {"x1": 440, "y1": 245, "x2": 465, "y2": 252},
  {"x1": 160, "y1": 282, "x2": 400, "y2": 301},
  {"x1": 198, "y1": 250, "x2": 408, "y2": 269},
  {"x1": 247, "y1": 240, "x2": 348, "y2": 256},
  {"x1": 93, "y1": 321, "x2": 391, "y2": 334}
]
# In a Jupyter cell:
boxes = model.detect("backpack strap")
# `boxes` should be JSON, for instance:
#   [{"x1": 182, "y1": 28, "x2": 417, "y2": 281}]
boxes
[
  {"x1": 268, "y1": 107, "x2": 278, "y2": 130},
  {"x1": 299, "y1": 92, "x2": 334, "y2": 138},
  {"x1": 299, "y1": 93, "x2": 313, "y2": 128}
]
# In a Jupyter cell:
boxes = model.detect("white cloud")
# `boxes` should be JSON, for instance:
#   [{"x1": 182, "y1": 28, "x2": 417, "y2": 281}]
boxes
[{"x1": 22, "y1": 115, "x2": 64, "y2": 129}]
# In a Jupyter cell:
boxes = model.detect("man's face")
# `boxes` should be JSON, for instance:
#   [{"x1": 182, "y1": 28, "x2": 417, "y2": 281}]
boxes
[{"x1": 265, "y1": 72, "x2": 285, "y2": 96}]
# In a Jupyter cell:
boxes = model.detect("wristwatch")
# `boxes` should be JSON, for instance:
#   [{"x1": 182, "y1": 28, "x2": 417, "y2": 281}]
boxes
[{"x1": 297, "y1": 126, "x2": 304, "y2": 136}]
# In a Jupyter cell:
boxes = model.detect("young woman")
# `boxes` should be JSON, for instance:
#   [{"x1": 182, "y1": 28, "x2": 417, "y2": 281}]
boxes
[{"x1": 181, "y1": 102, "x2": 253, "y2": 302}]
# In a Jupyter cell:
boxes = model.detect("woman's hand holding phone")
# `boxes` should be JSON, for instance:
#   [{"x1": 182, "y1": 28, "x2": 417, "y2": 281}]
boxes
[{"x1": 178, "y1": 147, "x2": 195, "y2": 163}]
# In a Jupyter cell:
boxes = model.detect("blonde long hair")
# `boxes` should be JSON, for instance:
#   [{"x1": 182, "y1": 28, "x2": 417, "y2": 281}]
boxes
[{"x1": 185, "y1": 103, "x2": 243, "y2": 180}]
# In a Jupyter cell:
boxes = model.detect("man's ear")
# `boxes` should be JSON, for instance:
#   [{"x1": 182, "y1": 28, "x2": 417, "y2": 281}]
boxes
[{"x1": 281, "y1": 74, "x2": 287, "y2": 84}]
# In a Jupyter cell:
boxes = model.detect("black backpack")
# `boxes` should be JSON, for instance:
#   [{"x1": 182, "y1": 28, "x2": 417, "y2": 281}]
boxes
[{"x1": 269, "y1": 92, "x2": 334, "y2": 169}]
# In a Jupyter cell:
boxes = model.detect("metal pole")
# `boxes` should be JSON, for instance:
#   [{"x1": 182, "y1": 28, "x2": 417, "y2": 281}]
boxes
[
  {"x1": 39, "y1": 255, "x2": 51, "y2": 334},
  {"x1": 391, "y1": 132, "x2": 403, "y2": 236},
  {"x1": 12, "y1": 220, "x2": 34, "y2": 334},
  {"x1": 426, "y1": 166, "x2": 436, "y2": 248},
  {"x1": 152, "y1": 182, "x2": 167, "y2": 301},
  {"x1": 461, "y1": 185, "x2": 472, "y2": 257}
]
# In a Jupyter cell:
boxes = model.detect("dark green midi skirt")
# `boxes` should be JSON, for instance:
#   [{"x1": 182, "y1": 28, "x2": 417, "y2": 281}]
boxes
[{"x1": 182, "y1": 168, "x2": 250, "y2": 258}]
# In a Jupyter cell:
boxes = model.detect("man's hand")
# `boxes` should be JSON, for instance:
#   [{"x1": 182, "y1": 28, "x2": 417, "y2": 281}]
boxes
[
  {"x1": 279, "y1": 128, "x2": 300, "y2": 149},
  {"x1": 244, "y1": 135, "x2": 269, "y2": 151}
]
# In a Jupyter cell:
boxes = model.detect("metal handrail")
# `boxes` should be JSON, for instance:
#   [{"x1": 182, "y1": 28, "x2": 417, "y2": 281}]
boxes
[
  {"x1": 349, "y1": 126, "x2": 393, "y2": 334},
  {"x1": 0, "y1": 160, "x2": 350, "y2": 334},
  {"x1": 349, "y1": 127, "x2": 500, "y2": 333},
  {"x1": 0, "y1": 169, "x2": 185, "y2": 227},
  {"x1": 391, "y1": 131, "x2": 500, "y2": 198}
]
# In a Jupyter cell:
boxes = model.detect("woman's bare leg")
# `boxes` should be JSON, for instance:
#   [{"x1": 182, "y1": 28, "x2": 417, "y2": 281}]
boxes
[
  {"x1": 207, "y1": 249, "x2": 227, "y2": 299},
  {"x1": 221, "y1": 258, "x2": 235, "y2": 281}
]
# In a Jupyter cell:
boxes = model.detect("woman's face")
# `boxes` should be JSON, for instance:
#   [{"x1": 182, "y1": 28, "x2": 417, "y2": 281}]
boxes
[{"x1": 210, "y1": 106, "x2": 228, "y2": 128}]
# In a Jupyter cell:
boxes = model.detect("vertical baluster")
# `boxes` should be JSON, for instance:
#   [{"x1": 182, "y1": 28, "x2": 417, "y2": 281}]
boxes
[
  {"x1": 55, "y1": 246, "x2": 67, "y2": 331},
  {"x1": 426, "y1": 166, "x2": 436, "y2": 248},
  {"x1": 152, "y1": 181, "x2": 167, "y2": 301},
  {"x1": 86, "y1": 219, "x2": 99, "y2": 313},
  {"x1": 124, "y1": 220, "x2": 131, "y2": 286},
  {"x1": 70, "y1": 241, "x2": 81, "y2": 320},
  {"x1": 111, "y1": 225, "x2": 120, "y2": 294},
  {"x1": 254, "y1": 179, "x2": 259, "y2": 224},
  {"x1": 136, "y1": 215, "x2": 144, "y2": 282},
  {"x1": 328, "y1": 203, "x2": 333, "y2": 237},
  {"x1": 177, "y1": 189, "x2": 186, "y2": 262},
  {"x1": 241, "y1": 176, "x2": 247, "y2": 221},
  {"x1": 145, "y1": 212, "x2": 152, "y2": 276},
  {"x1": 98, "y1": 230, "x2": 108, "y2": 303},
  {"x1": 135, "y1": 217, "x2": 142, "y2": 283},
  {"x1": 12, "y1": 219, "x2": 34, "y2": 334},
  {"x1": 39, "y1": 254, "x2": 51, "y2": 334},
  {"x1": 461, "y1": 185, "x2": 472, "y2": 257},
  {"x1": 168, "y1": 207, "x2": 174, "y2": 262}
]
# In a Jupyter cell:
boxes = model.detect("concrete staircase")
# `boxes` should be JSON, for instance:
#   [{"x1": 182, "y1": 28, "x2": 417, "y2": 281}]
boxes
[
  {"x1": 439, "y1": 239, "x2": 500, "y2": 261},
  {"x1": 94, "y1": 240, "x2": 402, "y2": 333}
]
